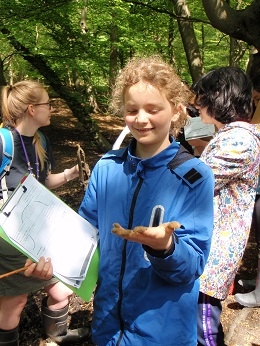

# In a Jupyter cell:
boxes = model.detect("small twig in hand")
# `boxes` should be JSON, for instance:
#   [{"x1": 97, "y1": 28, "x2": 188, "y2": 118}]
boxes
[
  {"x1": 76, "y1": 144, "x2": 91, "y2": 191},
  {"x1": 0, "y1": 265, "x2": 29, "y2": 279}
]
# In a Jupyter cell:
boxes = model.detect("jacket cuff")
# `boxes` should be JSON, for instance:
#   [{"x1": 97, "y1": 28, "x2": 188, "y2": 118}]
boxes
[{"x1": 143, "y1": 234, "x2": 178, "y2": 258}]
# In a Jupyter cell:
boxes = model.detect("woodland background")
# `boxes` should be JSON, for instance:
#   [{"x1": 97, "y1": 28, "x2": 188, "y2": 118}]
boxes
[
  {"x1": 2, "y1": 1, "x2": 260, "y2": 344},
  {"x1": 1, "y1": 0, "x2": 260, "y2": 151}
]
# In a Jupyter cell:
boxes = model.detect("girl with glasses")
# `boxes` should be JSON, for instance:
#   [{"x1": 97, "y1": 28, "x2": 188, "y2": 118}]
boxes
[{"x1": 0, "y1": 80, "x2": 89, "y2": 345}]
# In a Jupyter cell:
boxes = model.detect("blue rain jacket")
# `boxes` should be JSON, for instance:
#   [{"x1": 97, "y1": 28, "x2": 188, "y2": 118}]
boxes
[{"x1": 79, "y1": 137, "x2": 214, "y2": 346}]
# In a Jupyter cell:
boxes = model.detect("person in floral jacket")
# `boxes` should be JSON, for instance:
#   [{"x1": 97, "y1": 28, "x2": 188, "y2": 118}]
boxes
[{"x1": 193, "y1": 67, "x2": 260, "y2": 346}]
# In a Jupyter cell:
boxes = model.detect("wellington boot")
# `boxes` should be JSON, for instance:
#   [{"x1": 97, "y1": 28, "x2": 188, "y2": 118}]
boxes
[
  {"x1": 238, "y1": 278, "x2": 256, "y2": 290},
  {"x1": 41, "y1": 297, "x2": 90, "y2": 345},
  {"x1": 235, "y1": 254, "x2": 260, "y2": 307},
  {"x1": 0, "y1": 327, "x2": 19, "y2": 346}
]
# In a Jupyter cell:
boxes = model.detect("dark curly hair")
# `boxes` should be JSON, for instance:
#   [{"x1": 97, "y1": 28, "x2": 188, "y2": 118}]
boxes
[{"x1": 192, "y1": 67, "x2": 253, "y2": 124}]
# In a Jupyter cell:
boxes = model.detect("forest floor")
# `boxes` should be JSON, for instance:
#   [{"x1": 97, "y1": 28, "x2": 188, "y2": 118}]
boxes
[{"x1": 18, "y1": 98, "x2": 260, "y2": 345}]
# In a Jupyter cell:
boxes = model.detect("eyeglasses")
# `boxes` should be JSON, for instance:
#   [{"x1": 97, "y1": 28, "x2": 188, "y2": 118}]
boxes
[
  {"x1": 33, "y1": 101, "x2": 53, "y2": 110},
  {"x1": 24, "y1": 101, "x2": 53, "y2": 112}
]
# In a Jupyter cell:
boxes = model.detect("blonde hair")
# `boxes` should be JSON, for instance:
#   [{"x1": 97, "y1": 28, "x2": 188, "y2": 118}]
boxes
[
  {"x1": 109, "y1": 55, "x2": 193, "y2": 137},
  {"x1": 1, "y1": 80, "x2": 47, "y2": 169}
]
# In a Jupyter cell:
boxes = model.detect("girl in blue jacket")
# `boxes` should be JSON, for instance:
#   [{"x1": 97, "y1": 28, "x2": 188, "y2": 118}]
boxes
[{"x1": 79, "y1": 55, "x2": 215, "y2": 346}]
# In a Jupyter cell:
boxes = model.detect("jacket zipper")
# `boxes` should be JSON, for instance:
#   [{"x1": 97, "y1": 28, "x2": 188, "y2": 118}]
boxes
[{"x1": 116, "y1": 177, "x2": 144, "y2": 345}]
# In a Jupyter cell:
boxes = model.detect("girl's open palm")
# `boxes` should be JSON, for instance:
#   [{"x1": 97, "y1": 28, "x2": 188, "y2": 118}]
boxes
[{"x1": 112, "y1": 221, "x2": 182, "y2": 251}]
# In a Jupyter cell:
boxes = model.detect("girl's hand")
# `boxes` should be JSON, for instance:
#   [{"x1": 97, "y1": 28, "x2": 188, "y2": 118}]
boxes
[
  {"x1": 112, "y1": 221, "x2": 182, "y2": 251},
  {"x1": 24, "y1": 256, "x2": 53, "y2": 280}
]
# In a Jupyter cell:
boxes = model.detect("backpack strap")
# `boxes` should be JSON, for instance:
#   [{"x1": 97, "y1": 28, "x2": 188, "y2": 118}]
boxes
[
  {"x1": 37, "y1": 130, "x2": 47, "y2": 150},
  {"x1": 168, "y1": 145, "x2": 203, "y2": 187},
  {"x1": 0, "y1": 129, "x2": 47, "y2": 176},
  {"x1": 168, "y1": 145, "x2": 194, "y2": 170},
  {"x1": 0, "y1": 128, "x2": 14, "y2": 203},
  {"x1": 0, "y1": 129, "x2": 46, "y2": 204}
]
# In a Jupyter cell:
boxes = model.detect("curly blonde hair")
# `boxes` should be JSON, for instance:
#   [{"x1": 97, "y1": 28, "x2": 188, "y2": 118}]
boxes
[
  {"x1": 109, "y1": 55, "x2": 193, "y2": 137},
  {"x1": 1, "y1": 80, "x2": 48, "y2": 169}
]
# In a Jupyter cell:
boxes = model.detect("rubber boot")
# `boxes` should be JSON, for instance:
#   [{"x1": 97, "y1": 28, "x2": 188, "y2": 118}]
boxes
[
  {"x1": 238, "y1": 278, "x2": 256, "y2": 290},
  {"x1": 235, "y1": 253, "x2": 260, "y2": 307},
  {"x1": 41, "y1": 297, "x2": 90, "y2": 345},
  {"x1": 0, "y1": 327, "x2": 19, "y2": 346}
]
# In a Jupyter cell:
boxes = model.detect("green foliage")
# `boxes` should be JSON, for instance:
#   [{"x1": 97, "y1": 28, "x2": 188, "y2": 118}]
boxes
[{"x1": 0, "y1": 0, "x2": 255, "y2": 111}]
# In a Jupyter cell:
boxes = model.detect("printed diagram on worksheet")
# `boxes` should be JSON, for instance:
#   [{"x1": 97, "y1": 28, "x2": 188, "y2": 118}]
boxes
[{"x1": 0, "y1": 174, "x2": 99, "y2": 288}]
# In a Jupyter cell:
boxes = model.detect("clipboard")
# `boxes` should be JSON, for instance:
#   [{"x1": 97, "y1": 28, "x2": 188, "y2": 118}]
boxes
[
  {"x1": 0, "y1": 174, "x2": 99, "y2": 302},
  {"x1": 184, "y1": 117, "x2": 215, "y2": 141}
]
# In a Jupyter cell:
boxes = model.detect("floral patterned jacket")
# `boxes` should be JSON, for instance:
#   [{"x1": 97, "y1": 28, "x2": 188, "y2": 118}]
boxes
[{"x1": 199, "y1": 121, "x2": 260, "y2": 300}]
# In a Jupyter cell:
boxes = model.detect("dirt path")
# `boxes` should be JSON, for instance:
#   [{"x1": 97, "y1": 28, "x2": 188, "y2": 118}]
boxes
[{"x1": 18, "y1": 99, "x2": 260, "y2": 345}]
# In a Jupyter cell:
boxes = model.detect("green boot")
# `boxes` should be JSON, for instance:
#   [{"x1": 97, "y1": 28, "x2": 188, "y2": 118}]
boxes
[
  {"x1": 0, "y1": 327, "x2": 19, "y2": 346},
  {"x1": 41, "y1": 297, "x2": 90, "y2": 345}
]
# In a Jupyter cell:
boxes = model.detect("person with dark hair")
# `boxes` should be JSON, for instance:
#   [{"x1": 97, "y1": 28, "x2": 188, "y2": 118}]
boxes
[
  {"x1": 0, "y1": 80, "x2": 89, "y2": 345},
  {"x1": 78, "y1": 55, "x2": 215, "y2": 345},
  {"x1": 193, "y1": 67, "x2": 260, "y2": 345}
]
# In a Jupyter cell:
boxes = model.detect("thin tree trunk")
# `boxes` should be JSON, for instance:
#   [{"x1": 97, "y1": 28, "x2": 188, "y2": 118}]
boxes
[
  {"x1": 0, "y1": 57, "x2": 7, "y2": 86},
  {"x1": 171, "y1": 0, "x2": 204, "y2": 83},
  {"x1": 1, "y1": 28, "x2": 112, "y2": 151}
]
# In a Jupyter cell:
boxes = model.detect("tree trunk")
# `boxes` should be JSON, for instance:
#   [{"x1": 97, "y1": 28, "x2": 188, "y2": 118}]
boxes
[
  {"x1": 109, "y1": 8, "x2": 119, "y2": 91},
  {"x1": 202, "y1": 0, "x2": 260, "y2": 51},
  {"x1": 171, "y1": 0, "x2": 204, "y2": 83},
  {"x1": 0, "y1": 28, "x2": 112, "y2": 151},
  {"x1": 0, "y1": 57, "x2": 7, "y2": 86}
]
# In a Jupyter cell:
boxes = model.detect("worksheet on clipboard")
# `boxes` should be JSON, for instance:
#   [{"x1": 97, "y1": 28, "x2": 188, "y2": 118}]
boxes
[{"x1": 0, "y1": 174, "x2": 99, "y2": 289}]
